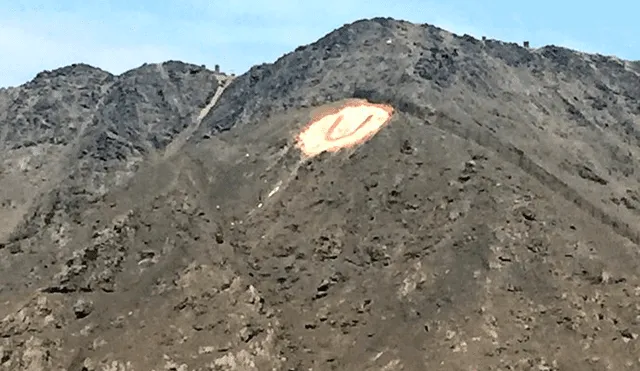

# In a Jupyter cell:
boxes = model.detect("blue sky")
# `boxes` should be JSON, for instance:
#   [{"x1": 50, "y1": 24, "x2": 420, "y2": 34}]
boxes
[{"x1": 1, "y1": 0, "x2": 638, "y2": 87}]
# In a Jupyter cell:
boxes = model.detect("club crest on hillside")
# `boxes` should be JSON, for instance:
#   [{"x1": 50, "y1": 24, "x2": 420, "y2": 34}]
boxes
[{"x1": 295, "y1": 99, "x2": 394, "y2": 158}]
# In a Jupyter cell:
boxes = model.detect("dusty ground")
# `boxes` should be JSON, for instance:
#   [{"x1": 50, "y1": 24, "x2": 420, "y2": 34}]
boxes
[{"x1": 2, "y1": 17, "x2": 640, "y2": 371}]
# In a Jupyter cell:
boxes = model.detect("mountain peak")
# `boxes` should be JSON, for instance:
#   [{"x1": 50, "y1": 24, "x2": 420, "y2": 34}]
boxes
[{"x1": 28, "y1": 63, "x2": 113, "y2": 86}]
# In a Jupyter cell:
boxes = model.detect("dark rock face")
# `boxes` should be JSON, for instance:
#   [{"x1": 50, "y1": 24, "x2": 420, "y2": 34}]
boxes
[
  {"x1": 0, "y1": 64, "x2": 113, "y2": 150},
  {"x1": 71, "y1": 61, "x2": 219, "y2": 196},
  {"x1": 3, "y1": 17, "x2": 640, "y2": 371},
  {"x1": 79, "y1": 62, "x2": 218, "y2": 161},
  {"x1": 0, "y1": 60, "x2": 220, "y2": 292}
]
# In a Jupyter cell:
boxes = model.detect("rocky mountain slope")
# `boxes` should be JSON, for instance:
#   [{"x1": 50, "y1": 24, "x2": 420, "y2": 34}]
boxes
[{"x1": 2, "y1": 17, "x2": 640, "y2": 371}]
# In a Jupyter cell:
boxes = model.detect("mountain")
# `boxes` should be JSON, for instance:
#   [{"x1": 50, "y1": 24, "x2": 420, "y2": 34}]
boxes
[{"x1": 2, "y1": 17, "x2": 640, "y2": 370}]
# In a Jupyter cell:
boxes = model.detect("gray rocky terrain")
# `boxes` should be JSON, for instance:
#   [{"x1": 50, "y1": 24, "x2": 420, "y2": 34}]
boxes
[{"x1": 2, "y1": 17, "x2": 640, "y2": 370}]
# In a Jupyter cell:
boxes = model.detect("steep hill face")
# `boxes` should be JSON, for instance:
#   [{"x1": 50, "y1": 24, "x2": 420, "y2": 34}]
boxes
[
  {"x1": 2, "y1": 17, "x2": 640, "y2": 371},
  {"x1": 199, "y1": 18, "x2": 640, "y2": 243},
  {"x1": 0, "y1": 61, "x2": 222, "y2": 293}
]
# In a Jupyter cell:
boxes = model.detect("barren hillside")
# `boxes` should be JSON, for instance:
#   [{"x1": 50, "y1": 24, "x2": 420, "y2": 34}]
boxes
[{"x1": 2, "y1": 17, "x2": 640, "y2": 371}]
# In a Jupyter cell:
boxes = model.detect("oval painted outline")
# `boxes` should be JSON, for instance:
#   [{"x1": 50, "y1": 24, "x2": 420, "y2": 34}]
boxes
[{"x1": 296, "y1": 99, "x2": 394, "y2": 158}]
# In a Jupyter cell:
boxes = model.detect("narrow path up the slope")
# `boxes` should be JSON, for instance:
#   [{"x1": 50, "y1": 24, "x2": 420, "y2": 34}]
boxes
[{"x1": 163, "y1": 74, "x2": 235, "y2": 160}]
